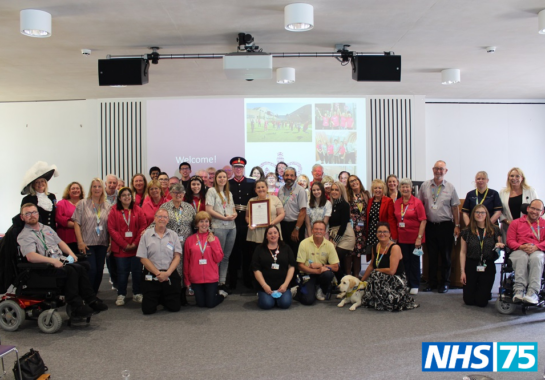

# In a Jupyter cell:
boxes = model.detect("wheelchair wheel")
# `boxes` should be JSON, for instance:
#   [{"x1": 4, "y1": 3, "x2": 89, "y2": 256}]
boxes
[
  {"x1": 0, "y1": 300, "x2": 25, "y2": 332},
  {"x1": 495, "y1": 298, "x2": 516, "y2": 315},
  {"x1": 38, "y1": 311, "x2": 62, "y2": 334}
]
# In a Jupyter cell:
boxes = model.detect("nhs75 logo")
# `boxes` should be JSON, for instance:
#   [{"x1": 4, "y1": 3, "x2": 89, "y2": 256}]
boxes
[{"x1": 422, "y1": 342, "x2": 537, "y2": 372}]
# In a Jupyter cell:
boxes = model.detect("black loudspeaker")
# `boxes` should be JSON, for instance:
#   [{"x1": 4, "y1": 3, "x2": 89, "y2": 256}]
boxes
[
  {"x1": 98, "y1": 58, "x2": 149, "y2": 86},
  {"x1": 351, "y1": 55, "x2": 401, "y2": 82}
]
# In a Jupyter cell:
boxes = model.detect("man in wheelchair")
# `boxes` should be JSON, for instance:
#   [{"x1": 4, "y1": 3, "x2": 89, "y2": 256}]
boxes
[
  {"x1": 17, "y1": 203, "x2": 108, "y2": 318},
  {"x1": 506, "y1": 199, "x2": 545, "y2": 305}
]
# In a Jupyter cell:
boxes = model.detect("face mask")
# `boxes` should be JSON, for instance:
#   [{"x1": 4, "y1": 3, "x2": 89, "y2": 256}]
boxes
[
  {"x1": 271, "y1": 291, "x2": 282, "y2": 299},
  {"x1": 413, "y1": 248, "x2": 424, "y2": 257}
]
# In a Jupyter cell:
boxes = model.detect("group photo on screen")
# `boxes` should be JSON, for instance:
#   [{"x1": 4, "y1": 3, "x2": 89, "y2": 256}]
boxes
[
  {"x1": 315, "y1": 102, "x2": 356, "y2": 130},
  {"x1": 315, "y1": 131, "x2": 357, "y2": 165},
  {"x1": 246, "y1": 102, "x2": 312, "y2": 143}
]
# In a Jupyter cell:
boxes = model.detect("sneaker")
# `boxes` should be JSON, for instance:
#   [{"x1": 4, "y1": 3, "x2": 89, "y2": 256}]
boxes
[
  {"x1": 522, "y1": 291, "x2": 539, "y2": 305},
  {"x1": 218, "y1": 290, "x2": 228, "y2": 298},
  {"x1": 188, "y1": 287, "x2": 194, "y2": 296},
  {"x1": 133, "y1": 294, "x2": 143, "y2": 303},
  {"x1": 116, "y1": 295, "x2": 126, "y2": 306},
  {"x1": 218, "y1": 283, "x2": 232, "y2": 295},
  {"x1": 88, "y1": 299, "x2": 108, "y2": 313},
  {"x1": 513, "y1": 290, "x2": 525, "y2": 303},
  {"x1": 410, "y1": 288, "x2": 419, "y2": 295},
  {"x1": 290, "y1": 286, "x2": 298, "y2": 298},
  {"x1": 316, "y1": 288, "x2": 325, "y2": 301}
]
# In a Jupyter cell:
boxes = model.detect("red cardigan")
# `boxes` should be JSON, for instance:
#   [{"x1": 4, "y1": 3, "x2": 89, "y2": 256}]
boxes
[
  {"x1": 183, "y1": 233, "x2": 224, "y2": 286},
  {"x1": 107, "y1": 205, "x2": 147, "y2": 258},
  {"x1": 142, "y1": 196, "x2": 166, "y2": 226},
  {"x1": 366, "y1": 196, "x2": 398, "y2": 241}
]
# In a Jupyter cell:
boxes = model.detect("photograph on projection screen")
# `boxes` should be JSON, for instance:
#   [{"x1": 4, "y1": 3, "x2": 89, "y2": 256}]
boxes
[
  {"x1": 314, "y1": 102, "x2": 356, "y2": 130},
  {"x1": 315, "y1": 131, "x2": 357, "y2": 165},
  {"x1": 245, "y1": 102, "x2": 312, "y2": 142}
]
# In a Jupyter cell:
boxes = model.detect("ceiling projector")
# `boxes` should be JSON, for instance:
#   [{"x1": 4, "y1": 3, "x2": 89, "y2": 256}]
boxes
[{"x1": 223, "y1": 53, "x2": 272, "y2": 80}]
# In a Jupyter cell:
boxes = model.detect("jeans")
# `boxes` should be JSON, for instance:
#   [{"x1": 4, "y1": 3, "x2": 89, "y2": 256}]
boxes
[
  {"x1": 115, "y1": 256, "x2": 142, "y2": 296},
  {"x1": 191, "y1": 283, "x2": 224, "y2": 308},
  {"x1": 86, "y1": 245, "x2": 108, "y2": 294},
  {"x1": 106, "y1": 253, "x2": 118, "y2": 286},
  {"x1": 257, "y1": 290, "x2": 292, "y2": 309},
  {"x1": 214, "y1": 228, "x2": 236, "y2": 283},
  {"x1": 399, "y1": 243, "x2": 421, "y2": 288},
  {"x1": 298, "y1": 271, "x2": 335, "y2": 305}
]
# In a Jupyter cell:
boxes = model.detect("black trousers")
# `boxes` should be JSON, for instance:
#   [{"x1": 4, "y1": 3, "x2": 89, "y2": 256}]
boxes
[
  {"x1": 141, "y1": 271, "x2": 182, "y2": 315},
  {"x1": 280, "y1": 220, "x2": 305, "y2": 257},
  {"x1": 298, "y1": 271, "x2": 335, "y2": 305},
  {"x1": 425, "y1": 221, "x2": 454, "y2": 287},
  {"x1": 229, "y1": 217, "x2": 249, "y2": 287},
  {"x1": 463, "y1": 258, "x2": 496, "y2": 307},
  {"x1": 399, "y1": 243, "x2": 421, "y2": 288},
  {"x1": 335, "y1": 247, "x2": 351, "y2": 283},
  {"x1": 48, "y1": 262, "x2": 94, "y2": 308},
  {"x1": 192, "y1": 282, "x2": 224, "y2": 308}
]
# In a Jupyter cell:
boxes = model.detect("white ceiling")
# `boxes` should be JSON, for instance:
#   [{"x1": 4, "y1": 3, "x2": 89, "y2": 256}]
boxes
[{"x1": 2, "y1": 0, "x2": 545, "y2": 102}]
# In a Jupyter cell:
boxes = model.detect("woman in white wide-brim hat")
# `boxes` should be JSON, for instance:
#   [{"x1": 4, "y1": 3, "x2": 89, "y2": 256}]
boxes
[{"x1": 20, "y1": 161, "x2": 59, "y2": 231}]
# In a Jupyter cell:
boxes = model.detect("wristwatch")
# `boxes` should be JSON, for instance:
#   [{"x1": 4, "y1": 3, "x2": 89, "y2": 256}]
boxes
[
  {"x1": 455, "y1": 224, "x2": 460, "y2": 227},
  {"x1": 417, "y1": 235, "x2": 422, "y2": 239},
  {"x1": 295, "y1": 225, "x2": 300, "y2": 231}
]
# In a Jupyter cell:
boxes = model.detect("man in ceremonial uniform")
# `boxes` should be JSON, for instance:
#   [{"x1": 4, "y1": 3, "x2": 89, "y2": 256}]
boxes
[{"x1": 228, "y1": 156, "x2": 256, "y2": 289}]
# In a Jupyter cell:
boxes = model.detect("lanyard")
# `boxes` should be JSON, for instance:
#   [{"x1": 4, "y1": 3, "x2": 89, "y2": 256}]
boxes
[
  {"x1": 175, "y1": 207, "x2": 182, "y2": 224},
  {"x1": 196, "y1": 236, "x2": 208, "y2": 258},
  {"x1": 269, "y1": 247, "x2": 280, "y2": 262},
  {"x1": 475, "y1": 188, "x2": 489, "y2": 205},
  {"x1": 121, "y1": 210, "x2": 131, "y2": 230},
  {"x1": 476, "y1": 229, "x2": 486, "y2": 253},
  {"x1": 400, "y1": 202, "x2": 410, "y2": 221},
  {"x1": 282, "y1": 188, "x2": 294, "y2": 206},
  {"x1": 33, "y1": 229, "x2": 48, "y2": 252},
  {"x1": 93, "y1": 203, "x2": 101, "y2": 224},
  {"x1": 375, "y1": 243, "x2": 390, "y2": 267},
  {"x1": 192, "y1": 198, "x2": 202, "y2": 211},
  {"x1": 527, "y1": 219, "x2": 540, "y2": 241},
  {"x1": 431, "y1": 184, "x2": 443, "y2": 204}
]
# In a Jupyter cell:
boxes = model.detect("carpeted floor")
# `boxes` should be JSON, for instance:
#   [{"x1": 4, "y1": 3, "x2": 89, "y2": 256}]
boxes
[{"x1": 2, "y1": 273, "x2": 545, "y2": 380}]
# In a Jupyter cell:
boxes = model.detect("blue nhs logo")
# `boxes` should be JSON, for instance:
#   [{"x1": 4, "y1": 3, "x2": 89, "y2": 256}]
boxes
[{"x1": 422, "y1": 342, "x2": 538, "y2": 372}]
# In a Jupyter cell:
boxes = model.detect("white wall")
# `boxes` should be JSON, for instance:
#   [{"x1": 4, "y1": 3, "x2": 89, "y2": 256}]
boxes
[
  {"x1": 0, "y1": 100, "x2": 98, "y2": 232},
  {"x1": 425, "y1": 102, "x2": 545, "y2": 199}
]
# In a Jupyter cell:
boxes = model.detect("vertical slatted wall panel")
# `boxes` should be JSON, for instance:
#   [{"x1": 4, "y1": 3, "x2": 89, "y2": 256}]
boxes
[
  {"x1": 100, "y1": 101, "x2": 143, "y2": 183},
  {"x1": 369, "y1": 98, "x2": 413, "y2": 181}
]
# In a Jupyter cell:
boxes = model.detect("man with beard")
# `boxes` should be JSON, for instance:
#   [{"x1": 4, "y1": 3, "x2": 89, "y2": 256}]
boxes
[{"x1": 279, "y1": 167, "x2": 308, "y2": 255}]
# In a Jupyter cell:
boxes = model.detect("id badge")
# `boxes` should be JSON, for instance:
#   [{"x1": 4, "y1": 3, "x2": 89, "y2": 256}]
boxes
[
  {"x1": 223, "y1": 221, "x2": 229, "y2": 226},
  {"x1": 431, "y1": 204, "x2": 438, "y2": 210},
  {"x1": 125, "y1": 231, "x2": 133, "y2": 238},
  {"x1": 357, "y1": 222, "x2": 364, "y2": 227},
  {"x1": 399, "y1": 222, "x2": 406, "y2": 228},
  {"x1": 199, "y1": 259, "x2": 207, "y2": 265},
  {"x1": 145, "y1": 274, "x2": 153, "y2": 281},
  {"x1": 95, "y1": 226, "x2": 101, "y2": 236},
  {"x1": 98, "y1": 225, "x2": 103, "y2": 230},
  {"x1": 167, "y1": 242, "x2": 174, "y2": 251},
  {"x1": 271, "y1": 263, "x2": 280, "y2": 270},
  {"x1": 178, "y1": 236, "x2": 184, "y2": 242},
  {"x1": 477, "y1": 265, "x2": 485, "y2": 272}
]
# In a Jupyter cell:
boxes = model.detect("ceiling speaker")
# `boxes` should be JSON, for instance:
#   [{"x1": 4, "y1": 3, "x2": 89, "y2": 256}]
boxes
[
  {"x1": 98, "y1": 58, "x2": 149, "y2": 86},
  {"x1": 351, "y1": 55, "x2": 401, "y2": 82}
]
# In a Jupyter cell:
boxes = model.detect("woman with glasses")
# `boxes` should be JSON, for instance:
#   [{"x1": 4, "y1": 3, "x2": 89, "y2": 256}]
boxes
[
  {"x1": 142, "y1": 180, "x2": 167, "y2": 226},
  {"x1": 72, "y1": 178, "x2": 112, "y2": 294},
  {"x1": 499, "y1": 167, "x2": 538, "y2": 240},
  {"x1": 346, "y1": 175, "x2": 369, "y2": 265},
  {"x1": 107, "y1": 187, "x2": 147, "y2": 306},
  {"x1": 462, "y1": 171, "x2": 502, "y2": 227},
  {"x1": 157, "y1": 172, "x2": 171, "y2": 201},
  {"x1": 460, "y1": 205, "x2": 504, "y2": 307},
  {"x1": 360, "y1": 222, "x2": 418, "y2": 311}
]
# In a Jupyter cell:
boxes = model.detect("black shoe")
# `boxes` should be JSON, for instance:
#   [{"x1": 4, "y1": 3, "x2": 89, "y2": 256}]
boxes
[
  {"x1": 422, "y1": 286, "x2": 434, "y2": 292},
  {"x1": 219, "y1": 284, "x2": 232, "y2": 295},
  {"x1": 438, "y1": 285, "x2": 449, "y2": 294},
  {"x1": 72, "y1": 305, "x2": 94, "y2": 318},
  {"x1": 88, "y1": 299, "x2": 108, "y2": 313},
  {"x1": 180, "y1": 290, "x2": 188, "y2": 306}
]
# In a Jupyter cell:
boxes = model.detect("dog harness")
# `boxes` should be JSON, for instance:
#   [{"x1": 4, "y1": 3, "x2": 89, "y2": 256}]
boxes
[{"x1": 345, "y1": 281, "x2": 366, "y2": 298}]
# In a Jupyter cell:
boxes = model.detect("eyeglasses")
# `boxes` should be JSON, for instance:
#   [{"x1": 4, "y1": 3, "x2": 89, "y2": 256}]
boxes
[
  {"x1": 155, "y1": 215, "x2": 169, "y2": 220},
  {"x1": 158, "y1": 178, "x2": 168, "y2": 181},
  {"x1": 528, "y1": 206, "x2": 543, "y2": 213},
  {"x1": 474, "y1": 211, "x2": 486, "y2": 215},
  {"x1": 180, "y1": 167, "x2": 190, "y2": 171},
  {"x1": 377, "y1": 231, "x2": 390, "y2": 235},
  {"x1": 23, "y1": 211, "x2": 39, "y2": 217},
  {"x1": 433, "y1": 167, "x2": 446, "y2": 171}
]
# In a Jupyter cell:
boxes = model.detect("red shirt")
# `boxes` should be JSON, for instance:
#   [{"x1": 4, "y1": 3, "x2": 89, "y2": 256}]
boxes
[
  {"x1": 394, "y1": 196, "x2": 426, "y2": 244},
  {"x1": 107, "y1": 205, "x2": 147, "y2": 257},
  {"x1": 183, "y1": 233, "x2": 224, "y2": 286},
  {"x1": 507, "y1": 215, "x2": 545, "y2": 251},
  {"x1": 184, "y1": 195, "x2": 206, "y2": 212},
  {"x1": 56, "y1": 199, "x2": 77, "y2": 243},
  {"x1": 142, "y1": 196, "x2": 166, "y2": 226}
]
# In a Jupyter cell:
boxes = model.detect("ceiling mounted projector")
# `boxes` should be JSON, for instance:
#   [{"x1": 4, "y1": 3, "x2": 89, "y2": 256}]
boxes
[{"x1": 223, "y1": 53, "x2": 272, "y2": 80}]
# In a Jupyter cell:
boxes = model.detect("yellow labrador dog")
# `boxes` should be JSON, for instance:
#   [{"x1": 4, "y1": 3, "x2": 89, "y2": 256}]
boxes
[{"x1": 337, "y1": 275, "x2": 365, "y2": 311}]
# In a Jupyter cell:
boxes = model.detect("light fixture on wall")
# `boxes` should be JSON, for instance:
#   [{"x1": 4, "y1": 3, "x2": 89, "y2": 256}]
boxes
[
  {"x1": 539, "y1": 10, "x2": 545, "y2": 34},
  {"x1": 284, "y1": 3, "x2": 314, "y2": 32},
  {"x1": 276, "y1": 67, "x2": 295, "y2": 84},
  {"x1": 20, "y1": 9, "x2": 51, "y2": 38},
  {"x1": 441, "y1": 69, "x2": 460, "y2": 85}
]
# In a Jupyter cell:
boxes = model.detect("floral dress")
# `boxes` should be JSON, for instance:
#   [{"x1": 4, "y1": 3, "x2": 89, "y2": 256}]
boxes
[{"x1": 349, "y1": 193, "x2": 367, "y2": 256}]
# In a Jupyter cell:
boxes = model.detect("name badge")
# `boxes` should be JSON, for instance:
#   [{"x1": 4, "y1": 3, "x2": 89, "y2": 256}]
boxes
[
  {"x1": 167, "y1": 242, "x2": 174, "y2": 250},
  {"x1": 95, "y1": 227, "x2": 101, "y2": 236},
  {"x1": 271, "y1": 263, "x2": 280, "y2": 270},
  {"x1": 431, "y1": 204, "x2": 438, "y2": 210},
  {"x1": 98, "y1": 225, "x2": 103, "y2": 230},
  {"x1": 178, "y1": 236, "x2": 184, "y2": 242},
  {"x1": 145, "y1": 274, "x2": 153, "y2": 281},
  {"x1": 357, "y1": 222, "x2": 364, "y2": 227},
  {"x1": 477, "y1": 266, "x2": 486, "y2": 272},
  {"x1": 399, "y1": 222, "x2": 406, "y2": 228},
  {"x1": 125, "y1": 231, "x2": 133, "y2": 238},
  {"x1": 223, "y1": 221, "x2": 229, "y2": 226},
  {"x1": 199, "y1": 259, "x2": 207, "y2": 265}
]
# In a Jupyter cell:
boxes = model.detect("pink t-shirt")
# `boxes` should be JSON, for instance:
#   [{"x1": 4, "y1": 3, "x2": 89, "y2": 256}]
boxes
[
  {"x1": 394, "y1": 196, "x2": 427, "y2": 244},
  {"x1": 331, "y1": 115, "x2": 339, "y2": 127}
]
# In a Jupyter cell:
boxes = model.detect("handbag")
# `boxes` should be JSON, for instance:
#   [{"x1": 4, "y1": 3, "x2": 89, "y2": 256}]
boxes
[{"x1": 13, "y1": 348, "x2": 48, "y2": 380}]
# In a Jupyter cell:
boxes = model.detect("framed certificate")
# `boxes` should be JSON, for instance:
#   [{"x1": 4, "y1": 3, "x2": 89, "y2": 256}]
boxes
[{"x1": 249, "y1": 199, "x2": 270, "y2": 227}]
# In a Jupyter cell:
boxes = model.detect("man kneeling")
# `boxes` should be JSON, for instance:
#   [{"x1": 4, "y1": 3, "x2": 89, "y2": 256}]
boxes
[
  {"x1": 136, "y1": 209, "x2": 182, "y2": 314},
  {"x1": 18, "y1": 203, "x2": 108, "y2": 318},
  {"x1": 295, "y1": 220, "x2": 339, "y2": 305}
]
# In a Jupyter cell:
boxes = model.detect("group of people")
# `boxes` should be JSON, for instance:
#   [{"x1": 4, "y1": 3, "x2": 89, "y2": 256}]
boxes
[
  {"x1": 315, "y1": 134, "x2": 357, "y2": 164},
  {"x1": 14, "y1": 158, "x2": 544, "y2": 314}
]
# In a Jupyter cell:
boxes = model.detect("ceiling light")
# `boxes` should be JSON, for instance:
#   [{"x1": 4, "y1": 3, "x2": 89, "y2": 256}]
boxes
[
  {"x1": 276, "y1": 67, "x2": 295, "y2": 84},
  {"x1": 539, "y1": 10, "x2": 545, "y2": 34},
  {"x1": 20, "y1": 9, "x2": 51, "y2": 38},
  {"x1": 284, "y1": 3, "x2": 314, "y2": 32},
  {"x1": 441, "y1": 69, "x2": 460, "y2": 85}
]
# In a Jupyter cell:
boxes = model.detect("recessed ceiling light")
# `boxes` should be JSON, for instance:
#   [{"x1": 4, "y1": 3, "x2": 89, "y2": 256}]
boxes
[
  {"x1": 276, "y1": 67, "x2": 295, "y2": 84},
  {"x1": 441, "y1": 69, "x2": 460, "y2": 85},
  {"x1": 20, "y1": 9, "x2": 51, "y2": 38},
  {"x1": 284, "y1": 3, "x2": 314, "y2": 32}
]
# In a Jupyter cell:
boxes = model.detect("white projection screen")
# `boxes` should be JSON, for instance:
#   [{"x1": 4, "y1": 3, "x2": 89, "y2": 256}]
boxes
[{"x1": 147, "y1": 98, "x2": 366, "y2": 180}]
